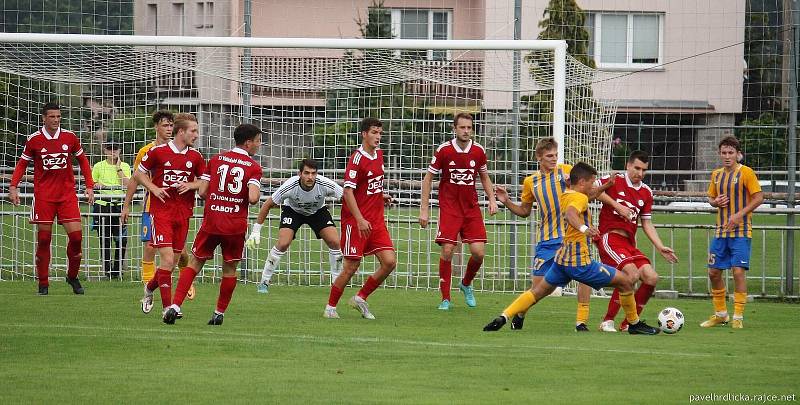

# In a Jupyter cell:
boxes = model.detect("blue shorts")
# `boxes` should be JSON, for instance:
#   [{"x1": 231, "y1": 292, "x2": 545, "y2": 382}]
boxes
[
  {"x1": 531, "y1": 238, "x2": 562, "y2": 276},
  {"x1": 140, "y1": 211, "x2": 153, "y2": 242},
  {"x1": 708, "y1": 237, "x2": 751, "y2": 270},
  {"x1": 544, "y1": 261, "x2": 617, "y2": 290}
]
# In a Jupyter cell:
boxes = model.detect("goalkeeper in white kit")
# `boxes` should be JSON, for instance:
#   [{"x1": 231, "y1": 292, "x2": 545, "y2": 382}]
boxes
[{"x1": 245, "y1": 158, "x2": 344, "y2": 293}]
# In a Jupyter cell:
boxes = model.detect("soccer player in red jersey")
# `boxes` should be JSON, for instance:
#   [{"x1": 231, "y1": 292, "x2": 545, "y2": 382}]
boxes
[
  {"x1": 134, "y1": 113, "x2": 206, "y2": 317},
  {"x1": 162, "y1": 123, "x2": 263, "y2": 325},
  {"x1": 419, "y1": 113, "x2": 497, "y2": 310},
  {"x1": 595, "y1": 150, "x2": 678, "y2": 332},
  {"x1": 9, "y1": 102, "x2": 95, "y2": 295},
  {"x1": 324, "y1": 117, "x2": 396, "y2": 320}
]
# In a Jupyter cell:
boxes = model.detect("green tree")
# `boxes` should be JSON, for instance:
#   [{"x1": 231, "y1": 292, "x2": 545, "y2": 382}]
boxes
[
  {"x1": 742, "y1": 10, "x2": 782, "y2": 119},
  {"x1": 736, "y1": 112, "x2": 788, "y2": 171},
  {"x1": 1, "y1": 0, "x2": 133, "y2": 34}
]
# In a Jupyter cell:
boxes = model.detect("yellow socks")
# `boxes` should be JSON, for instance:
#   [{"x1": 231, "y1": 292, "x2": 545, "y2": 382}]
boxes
[
  {"x1": 576, "y1": 302, "x2": 590, "y2": 325},
  {"x1": 733, "y1": 291, "x2": 747, "y2": 319},
  {"x1": 712, "y1": 288, "x2": 728, "y2": 316},
  {"x1": 620, "y1": 291, "x2": 639, "y2": 325},
  {"x1": 503, "y1": 290, "x2": 537, "y2": 318},
  {"x1": 141, "y1": 260, "x2": 155, "y2": 284}
]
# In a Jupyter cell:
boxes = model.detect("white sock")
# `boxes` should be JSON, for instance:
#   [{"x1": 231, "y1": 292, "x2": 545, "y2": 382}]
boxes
[
  {"x1": 716, "y1": 311, "x2": 729, "y2": 318},
  {"x1": 260, "y1": 247, "x2": 286, "y2": 284},
  {"x1": 329, "y1": 248, "x2": 343, "y2": 281}
]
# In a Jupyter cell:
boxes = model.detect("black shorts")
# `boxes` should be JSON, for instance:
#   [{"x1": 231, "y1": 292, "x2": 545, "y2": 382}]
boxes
[{"x1": 279, "y1": 206, "x2": 336, "y2": 239}]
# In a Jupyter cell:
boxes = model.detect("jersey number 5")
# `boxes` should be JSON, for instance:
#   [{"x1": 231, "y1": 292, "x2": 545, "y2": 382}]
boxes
[{"x1": 217, "y1": 164, "x2": 244, "y2": 194}]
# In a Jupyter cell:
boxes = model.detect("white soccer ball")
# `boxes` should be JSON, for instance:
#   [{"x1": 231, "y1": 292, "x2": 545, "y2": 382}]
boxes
[{"x1": 657, "y1": 307, "x2": 684, "y2": 334}]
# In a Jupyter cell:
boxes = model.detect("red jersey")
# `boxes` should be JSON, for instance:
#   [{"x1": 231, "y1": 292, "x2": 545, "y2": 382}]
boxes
[
  {"x1": 137, "y1": 140, "x2": 206, "y2": 218},
  {"x1": 598, "y1": 173, "x2": 654, "y2": 241},
  {"x1": 427, "y1": 139, "x2": 488, "y2": 215},
  {"x1": 342, "y1": 146, "x2": 385, "y2": 224},
  {"x1": 199, "y1": 148, "x2": 262, "y2": 235},
  {"x1": 16, "y1": 127, "x2": 93, "y2": 202}
]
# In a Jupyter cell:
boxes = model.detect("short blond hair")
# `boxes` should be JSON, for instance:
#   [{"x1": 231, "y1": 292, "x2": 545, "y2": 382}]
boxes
[{"x1": 173, "y1": 113, "x2": 197, "y2": 134}]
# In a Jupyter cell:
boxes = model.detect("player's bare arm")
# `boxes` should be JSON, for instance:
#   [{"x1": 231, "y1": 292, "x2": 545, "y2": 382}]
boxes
[
  {"x1": 133, "y1": 170, "x2": 168, "y2": 203},
  {"x1": 586, "y1": 174, "x2": 615, "y2": 200},
  {"x1": 248, "y1": 183, "x2": 260, "y2": 205},
  {"x1": 120, "y1": 174, "x2": 141, "y2": 224},
  {"x1": 494, "y1": 185, "x2": 532, "y2": 217},
  {"x1": 419, "y1": 171, "x2": 434, "y2": 228},
  {"x1": 565, "y1": 205, "x2": 599, "y2": 238},
  {"x1": 175, "y1": 179, "x2": 204, "y2": 196},
  {"x1": 478, "y1": 170, "x2": 498, "y2": 216},
  {"x1": 596, "y1": 190, "x2": 633, "y2": 220},
  {"x1": 708, "y1": 193, "x2": 729, "y2": 208},
  {"x1": 641, "y1": 218, "x2": 678, "y2": 263},
  {"x1": 8, "y1": 185, "x2": 20, "y2": 205},
  {"x1": 382, "y1": 192, "x2": 393, "y2": 207},
  {"x1": 723, "y1": 191, "x2": 764, "y2": 231},
  {"x1": 344, "y1": 187, "x2": 371, "y2": 238},
  {"x1": 253, "y1": 197, "x2": 277, "y2": 225}
]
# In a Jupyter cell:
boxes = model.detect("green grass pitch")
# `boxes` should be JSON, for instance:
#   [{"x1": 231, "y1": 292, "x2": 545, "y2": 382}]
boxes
[{"x1": 1, "y1": 282, "x2": 798, "y2": 403}]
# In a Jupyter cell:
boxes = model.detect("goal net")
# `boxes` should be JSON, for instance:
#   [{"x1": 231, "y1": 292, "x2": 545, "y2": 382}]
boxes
[{"x1": 0, "y1": 34, "x2": 618, "y2": 293}]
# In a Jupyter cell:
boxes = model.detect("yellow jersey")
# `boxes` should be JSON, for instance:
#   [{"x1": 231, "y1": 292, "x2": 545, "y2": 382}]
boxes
[
  {"x1": 521, "y1": 163, "x2": 572, "y2": 242},
  {"x1": 708, "y1": 164, "x2": 761, "y2": 238},
  {"x1": 554, "y1": 189, "x2": 592, "y2": 267},
  {"x1": 133, "y1": 141, "x2": 156, "y2": 212}
]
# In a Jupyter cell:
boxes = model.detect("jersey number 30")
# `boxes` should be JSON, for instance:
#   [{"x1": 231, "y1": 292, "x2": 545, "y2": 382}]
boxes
[{"x1": 217, "y1": 164, "x2": 244, "y2": 194}]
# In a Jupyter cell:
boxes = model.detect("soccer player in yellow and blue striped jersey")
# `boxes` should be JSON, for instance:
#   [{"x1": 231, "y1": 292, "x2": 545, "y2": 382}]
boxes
[
  {"x1": 495, "y1": 138, "x2": 608, "y2": 331},
  {"x1": 484, "y1": 162, "x2": 660, "y2": 335},
  {"x1": 121, "y1": 110, "x2": 194, "y2": 304},
  {"x1": 702, "y1": 136, "x2": 763, "y2": 329}
]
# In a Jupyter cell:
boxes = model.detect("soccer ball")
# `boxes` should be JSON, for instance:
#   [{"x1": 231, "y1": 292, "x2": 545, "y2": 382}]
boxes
[{"x1": 657, "y1": 307, "x2": 684, "y2": 334}]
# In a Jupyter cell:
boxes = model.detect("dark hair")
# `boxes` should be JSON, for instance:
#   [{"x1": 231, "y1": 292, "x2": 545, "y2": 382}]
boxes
[
  {"x1": 151, "y1": 110, "x2": 174, "y2": 127},
  {"x1": 41, "y1": 102, "x2": 60, "y2": 115},
  {"x1": 103, "y1": 140, "x2": 120, "y2": 151},
  {"x1": 298, "y1": 158, "x2": 318, "y2": 172},
  {"x1": 718, "y1": 135, "x2": 741, "y2": 152},
  {"x1": 535, "y1": 137, "x2": 558, "y2": 156},
  {"x1": 570, "y1": 162, "x2": 598, "y2": 184},
  {"x1": 234, "y1": 123, "x2": 262, "y2": 145},
  {"x1": 359, "y1": 117, "x2": 382, "y2": 134},
  {"x1": 453, "y1": 112, "x2": 473, "y2": 127},
  {"x1": 173, "y1": 113, "x2": 197, "y2": 134},
  {"x1": 628, "y1": 150, "x2": 650, "y2": 164}
]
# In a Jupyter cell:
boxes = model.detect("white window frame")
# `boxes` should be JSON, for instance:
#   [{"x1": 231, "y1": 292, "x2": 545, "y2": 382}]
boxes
[
  {"x1": 389, "y1": 9, "x2": 453, "y2": 60},
  {"x1": 194, "y1": 1, "x2": 214, "y2": 29},
  {"x1": 172, "y1": 2, "x2": 186, "y2": 35},
  {"x1": 592, "y1": 12, "x2": 664, "y2": 70}
]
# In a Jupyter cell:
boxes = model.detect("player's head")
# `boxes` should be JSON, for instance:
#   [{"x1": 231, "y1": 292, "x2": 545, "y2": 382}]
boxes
[
  {"x1": 41, "y1": 102, "x2": 61, "y2": 131},
  {"x1": 535, "y1": 137, "x2": 559, "y2": 171},
  {"x1": 151, "y1": 110, "x2": 174, "y2": 141},
  {"x1": 173, "y1": 113, "x2": 199, "y2": 147},
  {"x1": 103, "y1": 140, "x2": 121, "y2": 160},
  {"x1": 360, "y1": 117, "x2": 383, "y2": 150},
  {"x1": 234, "y1": 123, "x2": 262, "y2": 155},
  {"x1": 569, "y1": 162, "x2": 597, "y2": 194},
  {"x1": 718, "y1": 135, "x2": 741, "y2": 168},
  {"x1": 626, "y1": 150, "x2": 649, "y2": 184},
  {"x1": 298, "y1": 158, "x2": 318, "y2": 189},
  {"x1": 453, "y1": 112, "x2": 473, "y2": 142}
]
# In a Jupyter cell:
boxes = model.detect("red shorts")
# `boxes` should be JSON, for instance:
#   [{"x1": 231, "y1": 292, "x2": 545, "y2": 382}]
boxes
[
  {"x1": 595, "y1": 232, "x2": 650, "y2": 270},
  {"x1": 341, "y1": 218, "x2": 394, "y2": 259},
  {"x1": 30, "y1": 195, "x2": 81, "y2": 224},
  {"x1": 191, "y1": 228, "x2": 245, "y2": 263},
  {"x1": 150, "y1": 212, "x2": 190, "y2": 253},
  {"x1": 435, "y1": 210, "x2": 486, "y2": 245}
]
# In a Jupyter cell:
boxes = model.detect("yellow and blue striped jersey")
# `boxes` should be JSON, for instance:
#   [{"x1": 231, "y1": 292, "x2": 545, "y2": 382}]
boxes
[
  {"x1": 554, "y1": 189, "x2": 592, "y2": 267},
  {"x1": 708, "y1": 164, "x2": 761, "y2": 238},
  {"x1": 521, "y1": 164, "x2": 572, "y2": 242},
  {"x1": 133, "y1": 141, "x2": 156, "y2": 212}
]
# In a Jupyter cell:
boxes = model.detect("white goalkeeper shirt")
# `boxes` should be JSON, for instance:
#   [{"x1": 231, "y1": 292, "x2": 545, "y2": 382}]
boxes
[{"x1": 271, "y1": 174, "x2": 343, "y2": 216}]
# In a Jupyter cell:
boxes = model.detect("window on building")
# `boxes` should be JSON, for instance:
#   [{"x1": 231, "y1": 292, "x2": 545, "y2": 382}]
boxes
[
  {"x1": 172, "y1": 2, "x2": 185, "y2": 35},
  {"x1": 368, "y1": 8, "x2": 452, "y2": 60},
  {"x1": 147, "y1": 4, "x2": 158, "y2": 35},
  {"x1": 586, "y1": 12, "x2": 663, "y2": 69},
  {"x1": 195, "y1": 1, "x2": 214, "y2": 29}
]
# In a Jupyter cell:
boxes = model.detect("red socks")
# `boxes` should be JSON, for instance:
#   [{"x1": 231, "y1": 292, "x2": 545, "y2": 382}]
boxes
[
  {"x1": 357, "y1": 276, "x2": 380, "y2": 300},
  {"x1": 328, "y1": 285, "x2": 344, "y2": 307},
  {"x1": 35, "y1": 229, "x2": 52, "y2": 287},
  {"x1": 604, "y1": 283, "x2": 656, "y2": 321},
  {"x1": 151, "y1": 269, "x2": 172, "y2": 309},
  {"x1": 216, "y1": 276, "x2": 237, "y2": 314},
  {"x1": 172, "y1": 267, "x2": 198, "y2": 307},
  {"x1": 66, "y1": 230, "x2": 82, "y2": 279},
  {"x1": 439, "y1": 258, "x2": 452, "y2": 301},
  {"x1": 461, "y1": 257, "x2": 482, "y2": 287}
]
